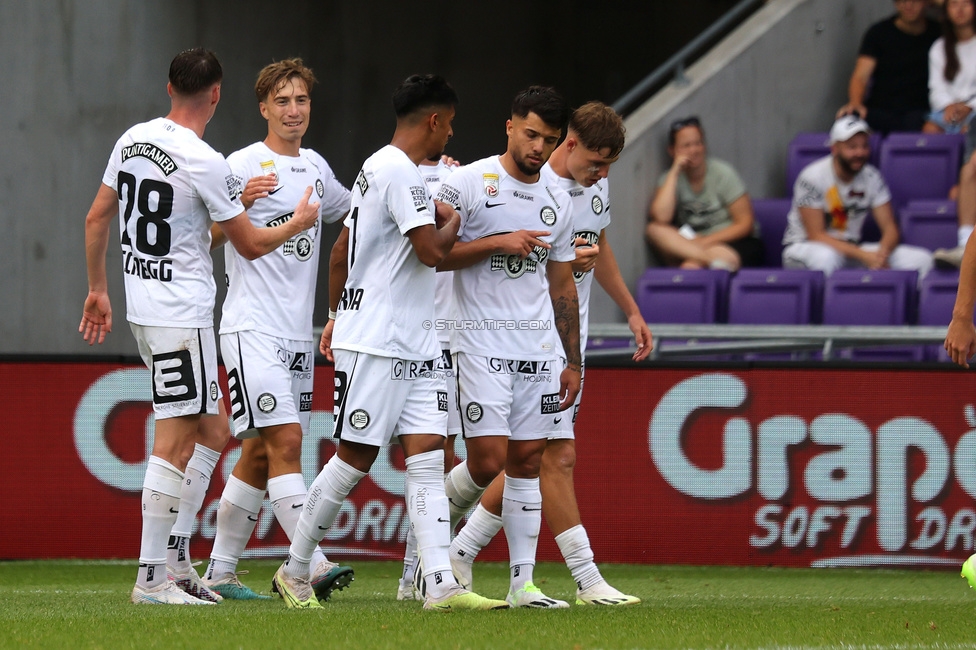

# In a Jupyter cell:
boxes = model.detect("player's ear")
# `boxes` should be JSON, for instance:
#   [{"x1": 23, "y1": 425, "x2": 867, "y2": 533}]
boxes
[{"x1": 428, "y1": 111, "x2": 440, "y2": 133}]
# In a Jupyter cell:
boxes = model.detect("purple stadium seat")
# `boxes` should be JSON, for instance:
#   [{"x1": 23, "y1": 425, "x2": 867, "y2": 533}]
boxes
[
  {"x1": 786, "y1": 131, "x2": 883, "y2": 195},
  {"x1": 822, "y1": 269, "x2": 921, "y2": 361},
  {"x1": 899, "y1": 199, "x2": 958, "y2": 252},
  {"x1": 918, "y1": 269, "x2": 962, "y2": 361},
  {"x1": 635, "y1": 268, "x2": 729, "y2": 324},
  {"x1": 751, "y1": 198, "x2": 792, "y2": 267},
  {"x1": 728, "y1": 269, "x2": 824, "y2": 325},
  {"x1": 879, "y1": 133, "x2": 963, "y2": 211}
]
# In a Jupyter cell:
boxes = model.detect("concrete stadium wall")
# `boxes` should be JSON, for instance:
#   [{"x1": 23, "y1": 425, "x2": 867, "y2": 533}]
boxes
[{"x1": 591, "y1": 0, "x2": 894, "y2": 326}]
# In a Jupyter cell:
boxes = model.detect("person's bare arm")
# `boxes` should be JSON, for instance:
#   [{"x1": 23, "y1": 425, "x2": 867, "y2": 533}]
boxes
[
  {"x1": 592, "y1": 230, "x2": 652, "y2": 362},
  {"x1": 548, "y1": 260, "x2": 582, "y2": 410},
  {"x1": 867, "y1": 202, "x2": 900, "y2": 269},
  {"x1": 219, "y1": 186, "x2": 319, "y2": 260},
  {"x1": 798, "y1": 205, "x2": 872, "y2": 264},
  {"x1": 406, "y1": 200, "x2": 460, "y2": 267},
  {"x1": 946, "y1": 232, "x2": 976, "y2": 367},
  {"x1": 649, "y1": 155, "x2": 689, "y2": 224},
  {"x1": 80, "y1": 183, "x2": 118, "y2": 345},
  {"x1": 696, "y1": 194, "x2": 756, "y2": 247},
  {"x1": 319, "y1": 226, "x2": 349, "y2": 360},
  {"x1": 836, "y1": 56, "x2": 876, "y2": 119}
]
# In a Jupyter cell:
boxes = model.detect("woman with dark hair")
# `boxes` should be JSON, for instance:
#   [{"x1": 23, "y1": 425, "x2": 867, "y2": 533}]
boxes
[{"x1": 924, "y1": 0, "x2": 976, "y2": 140}]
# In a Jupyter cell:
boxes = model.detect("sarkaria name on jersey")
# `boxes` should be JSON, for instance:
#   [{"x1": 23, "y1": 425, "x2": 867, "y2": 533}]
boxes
[
  {"x1": 339, "y1": 287, "x2": 364, "y2": 311},
  {"x1": 121, "y1": 142, "x2": 178, "y2": 176},
  {"x1": 122, "y1": 251, "x2": 173, "y2": 282}
]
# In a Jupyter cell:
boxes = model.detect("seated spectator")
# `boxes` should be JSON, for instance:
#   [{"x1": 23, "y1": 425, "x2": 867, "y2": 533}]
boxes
[
  {"x1": 646, "y1": 116, "x2": 763, "y2": 271},
  {"x1": 837, "y1": 0, "x2": 940, "y2": 135},
  {"x1": 782, "y1": 116, "x2": 934, "y2": 279},
  {"x1": 924, "y1": 0, "x2": 976, "y2": 142}
]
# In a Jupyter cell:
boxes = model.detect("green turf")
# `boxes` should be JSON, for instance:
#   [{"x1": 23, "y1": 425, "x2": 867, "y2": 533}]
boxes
[{"x1": 1, "y1": 560, "x2": 975, "y2": 649}]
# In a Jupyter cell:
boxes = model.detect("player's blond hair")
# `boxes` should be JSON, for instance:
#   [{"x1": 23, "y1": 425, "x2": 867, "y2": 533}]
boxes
[
  {"x1": 570, "y1": 102, "x2": 625, "y2": 157},
  {"x1": 254, "y1": 58, "x2": 317, "y2": 102}
]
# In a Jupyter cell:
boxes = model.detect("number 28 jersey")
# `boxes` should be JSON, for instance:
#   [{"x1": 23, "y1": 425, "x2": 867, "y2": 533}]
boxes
[
  {"x1": 101, "y1": 117, "x2": 244, "y2": 327},
  {"x1": 436, "y1": 156, "x2": 574, "y2": 361}
]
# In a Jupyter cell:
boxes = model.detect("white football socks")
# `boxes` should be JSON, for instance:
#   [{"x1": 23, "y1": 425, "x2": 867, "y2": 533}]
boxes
[
  {"x1": 168, "y1": 443, "x2": 221, "y2": 571},
  {"x1": 554, "y1": 524, "x2": 602, "y2": 591},
  {"x1": 206, "y1": 474, "x2": 265, "y2": 580},
  {"x1": 268, "y1": 473, "x2": 327, "y2": 566},
  {"x1": 405, "y1": 450, "x2": 456, "y2": 599},
  {"x1": 285, "y1": 456, "x2": 365, "y2": 579},
  {"x1": 444, "y1": 461, "x2": 486, "y2": 529},
  {"x1": 501, "y1": 475, "x2": 542, "y2": 592},
  {"x1": 450, "y1": 503, "x2": 503, "y2": 569},
  {"x1": 138, "y1": 456, "x2": 183, "y2": 588}
]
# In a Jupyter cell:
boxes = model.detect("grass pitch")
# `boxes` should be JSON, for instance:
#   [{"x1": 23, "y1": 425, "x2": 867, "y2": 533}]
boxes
[{"x1": 1, "y1": 560, "x2": 975, "y2": 649}]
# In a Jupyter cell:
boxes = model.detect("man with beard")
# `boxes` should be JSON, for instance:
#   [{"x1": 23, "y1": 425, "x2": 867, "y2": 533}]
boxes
[{"x1": 782, "y1": 115, "x2": 933, "y2": 277}]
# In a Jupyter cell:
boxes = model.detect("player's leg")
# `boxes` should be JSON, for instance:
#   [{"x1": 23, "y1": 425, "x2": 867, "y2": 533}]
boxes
[
  {"x1": 203, "y1": 437, "x2": 270, "y2": 599},
  {"x1": 449, "y1": 472, "x2": 504, "y2": 589},
  {"x1": 541, "y1": 438, "x2": 640, "y2": 606}
]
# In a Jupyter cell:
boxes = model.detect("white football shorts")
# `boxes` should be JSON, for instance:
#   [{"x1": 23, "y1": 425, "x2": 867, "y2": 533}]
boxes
[{"x1": 130, "y1": 324, "x2": 221, "y2": 419}]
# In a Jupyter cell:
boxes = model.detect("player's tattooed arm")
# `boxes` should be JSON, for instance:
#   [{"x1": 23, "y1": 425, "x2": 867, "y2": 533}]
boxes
[{"x1": 548, "y1": 260, "x2": 581, "y2": 370}]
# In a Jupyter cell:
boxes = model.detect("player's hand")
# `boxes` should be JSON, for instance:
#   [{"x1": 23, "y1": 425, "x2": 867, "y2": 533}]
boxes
[
  {"x1": 440, "y1": 155, "x2": 461, "y2": 168},
  {"x1": 320, "y1": 318, "x2": 336, "y2": 362},
  {"x1": 672, "y1": 154, "x2": 693, "y2": 172},
  {"x1": 861, "y1": 247, "x2": 888, "y2": 270},
  {"x1": 628, "y1": 313, "x2": 653, "y2": 362},
  {"x1": 495, "y1": 230, "x2": 551, "y2": 258},
  {"x1": 79, "y1": 291, "x2": 112, "y2": 345},
  {"x1": 292, "y1": 186, "x2": 321, "y2": 232},
  {"x1": 571, "y1": 237, "x2": 600, "y2": 274},
  {"x1": 558, "y1": 364, "x2": 582, "y2": 411},
  {"x1": 945, "y1": 316, "x2": 976, "y2": 368},
  {"x1": 240, "y1": 174, "x2": 278, "y2": 210},
  {"x1": 836, "y1": 103, "x2": 867, "y2": 120},
  {"x1": 434, "y1": 199, "x2": 460, "y2": 230}
]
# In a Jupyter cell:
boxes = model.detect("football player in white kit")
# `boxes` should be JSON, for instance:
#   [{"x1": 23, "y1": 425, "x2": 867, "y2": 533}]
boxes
[
  {"x1": 80, "y1": 48, "x2": 321, "y2": 605},
  {"x1": 435, "y1": 86, "x2": 582, "y2": 608},
  {"x1": 199, "y1": 59, "x2": 354, "y2": 602},
  {"x1": 273, "y1": 74, "x2": 507, "y2": 611},
  {"x1": 448, "y1": 102, "x2": 652, "y2": 606},
  {"x1": 396, "y1": 156, "x2": 460, "y2": 600}
]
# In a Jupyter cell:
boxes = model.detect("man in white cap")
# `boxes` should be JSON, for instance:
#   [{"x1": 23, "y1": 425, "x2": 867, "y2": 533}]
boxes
[{"x1": 781, "y1": 115, "x2": 933, "y2": 277}]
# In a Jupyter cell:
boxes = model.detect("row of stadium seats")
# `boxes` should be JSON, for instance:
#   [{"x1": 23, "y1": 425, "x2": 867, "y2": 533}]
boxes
[{"x1": 633, "y1": 268, "x2": 961, "y2": 361}]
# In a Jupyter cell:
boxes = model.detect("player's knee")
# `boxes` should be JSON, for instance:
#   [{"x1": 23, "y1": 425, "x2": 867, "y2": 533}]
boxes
[{"x1": 542, "y1": 442, "x2": 576, "y2": 476}]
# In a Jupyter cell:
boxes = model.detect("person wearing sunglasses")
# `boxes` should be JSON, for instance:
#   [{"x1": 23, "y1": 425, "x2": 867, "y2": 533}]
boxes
[{"x1": 647, "y1": 116, "x2": 763, "y2": 271}]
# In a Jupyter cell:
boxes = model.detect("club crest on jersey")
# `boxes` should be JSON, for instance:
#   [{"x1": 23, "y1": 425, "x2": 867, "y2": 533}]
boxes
[
  {"x1": 591, "y1": 195, "x2": 604, "y2": 214},
  {"x1": 315, "y1": 179, "x2": 325, "y2": 198},
  {"x1": 540, "y1": 206, "x2": 557, "y2": 226},
  {"x1": 210, "y1": 381, "x2": 218, "y2": 401},
  {"x1": 350, "y1": 409, "x2": 370, "y2": 430},
  {"x1": 483, "y1": 173, "x2": 500, "y2": 197},
  {"x1": 257, "y1": 393, "x2": 277, "y2": 413},
  {"x1": 293, "y1": 234, "x2": 313, "y2": 261}
]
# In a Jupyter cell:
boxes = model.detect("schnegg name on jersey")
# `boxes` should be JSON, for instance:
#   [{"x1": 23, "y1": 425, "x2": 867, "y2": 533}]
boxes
[{"x1": 122, "y1": 250, "x2": 173, "y2": 282}]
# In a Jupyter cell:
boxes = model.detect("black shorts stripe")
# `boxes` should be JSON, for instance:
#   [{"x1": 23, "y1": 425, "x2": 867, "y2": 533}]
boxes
[
  {"x1": 236, "y1": 333, "x2": 255, "y2": 430},
  {"x1": 196, "y1": 329, "x2": 207, "y2": 415}
]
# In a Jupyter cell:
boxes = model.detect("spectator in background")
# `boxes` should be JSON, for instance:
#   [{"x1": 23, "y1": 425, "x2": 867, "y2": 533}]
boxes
[
  {"x1": 924, "y1": 0, "x2": 976, "y2": 140},
  {"x1": 782, "y1": 115, "x2": 933, "y2": 279},
  {"x1": 646, "y1": 116, "x2": 763, "y2": 271},
  {"x1": 836, "y1": 0, "x2": 940, "y2": 134}
]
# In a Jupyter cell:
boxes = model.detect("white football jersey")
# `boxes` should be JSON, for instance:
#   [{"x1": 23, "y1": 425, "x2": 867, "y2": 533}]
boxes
[
  {"x1": 419, "y1": 160, "x2": 456, "y2": 345},
  {"x1": 221, "y1": 142, "x2": 350, "y2": 341},
  {"x1": 541, "y1": 163, "x2": 611, "y2": 351},
  {"x1": 436, "y1": 156, "x2": 574, "y2": 361},
  {"x1": 101, "y1": 117, "x2": 244, "y2": 327},
  {"x1": 332, "y1": 145, "x2": 439, "y2": 360}
]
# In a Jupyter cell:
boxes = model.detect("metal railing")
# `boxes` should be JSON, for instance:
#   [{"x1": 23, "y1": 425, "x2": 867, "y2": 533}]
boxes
[
  {"x1": 587, "y1": 323, "x2": 951, "y2": 361},
  {"x1": 612, "y1": 0, "x2": 766, "y2": 116}
]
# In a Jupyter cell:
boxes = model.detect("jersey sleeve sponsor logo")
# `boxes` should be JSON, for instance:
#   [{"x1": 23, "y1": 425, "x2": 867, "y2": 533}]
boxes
[
  {"x1": 226, "y1": 174, "x2": 243, "y2": 200},
  {"x1": 436, "y1": 183, "x2": 461, "y2": 209},
  {"x1": 540, "y1": 206, "x2": 557, "y2": 226},
  {"x1": 355, "y1": 169, "x2": 369, "y2": 196},
  {"x1": 120, "y1": 143, "x2": 178, "y2": 176},
  {"x1": 591, "y1": 195, "x2": 604, "y2": 214},
  {"x1": 410, "y1": 185, "x2": 429, "y2": 212},
  {"x1": 483, "y1": 173, "x2": 500, "y2": 197}
]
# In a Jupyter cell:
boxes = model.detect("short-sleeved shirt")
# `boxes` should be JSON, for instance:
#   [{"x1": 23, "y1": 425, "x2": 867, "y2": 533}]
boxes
[
  {"x1": 541, "y1": 163, "x2": 610, "y2": 352},
  {"x1": 657, "y1": 158, "x2": 746, "y2": 235},
  {"x1": 782, "y1": 156, "x2": 891, "y2": 246},
  {"x1": 101, "y1": 117, "x2": 244, "y2": 327},
  {"x1": 221, "y1": 142, "x2": 350, "y2": 341},
  {"x1": 860, "y1": 16, "x2": 940, "y2": 112},
  {"x1": 419, "y1": 161, "x2": 456, "y2": 346},
  {"x1": 332, "y1": 145, "x2": 439, "y2": 361},
  {"x1": 436, "y1": 155, "x2": 574, "y2": 361}
]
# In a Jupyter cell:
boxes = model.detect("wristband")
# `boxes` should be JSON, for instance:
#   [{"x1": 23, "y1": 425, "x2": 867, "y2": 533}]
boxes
[{"x1": 328, "y1": 309, "x2": 337, "y2": 320}]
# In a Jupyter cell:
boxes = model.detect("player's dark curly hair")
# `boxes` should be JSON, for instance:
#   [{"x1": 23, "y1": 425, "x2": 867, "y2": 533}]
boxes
[
  {"x1": 393, "y1": 74, "x2": 459, "y2": 119},
  {"x1": 168, "y1": 48, "x2": 222, "y2": 95},
  {"x1": 511, "y1": 86, "x2": 569, "y2": 132},
  {"x1": 255, "y1": 58, "x2": 317, "y2": 102}
]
